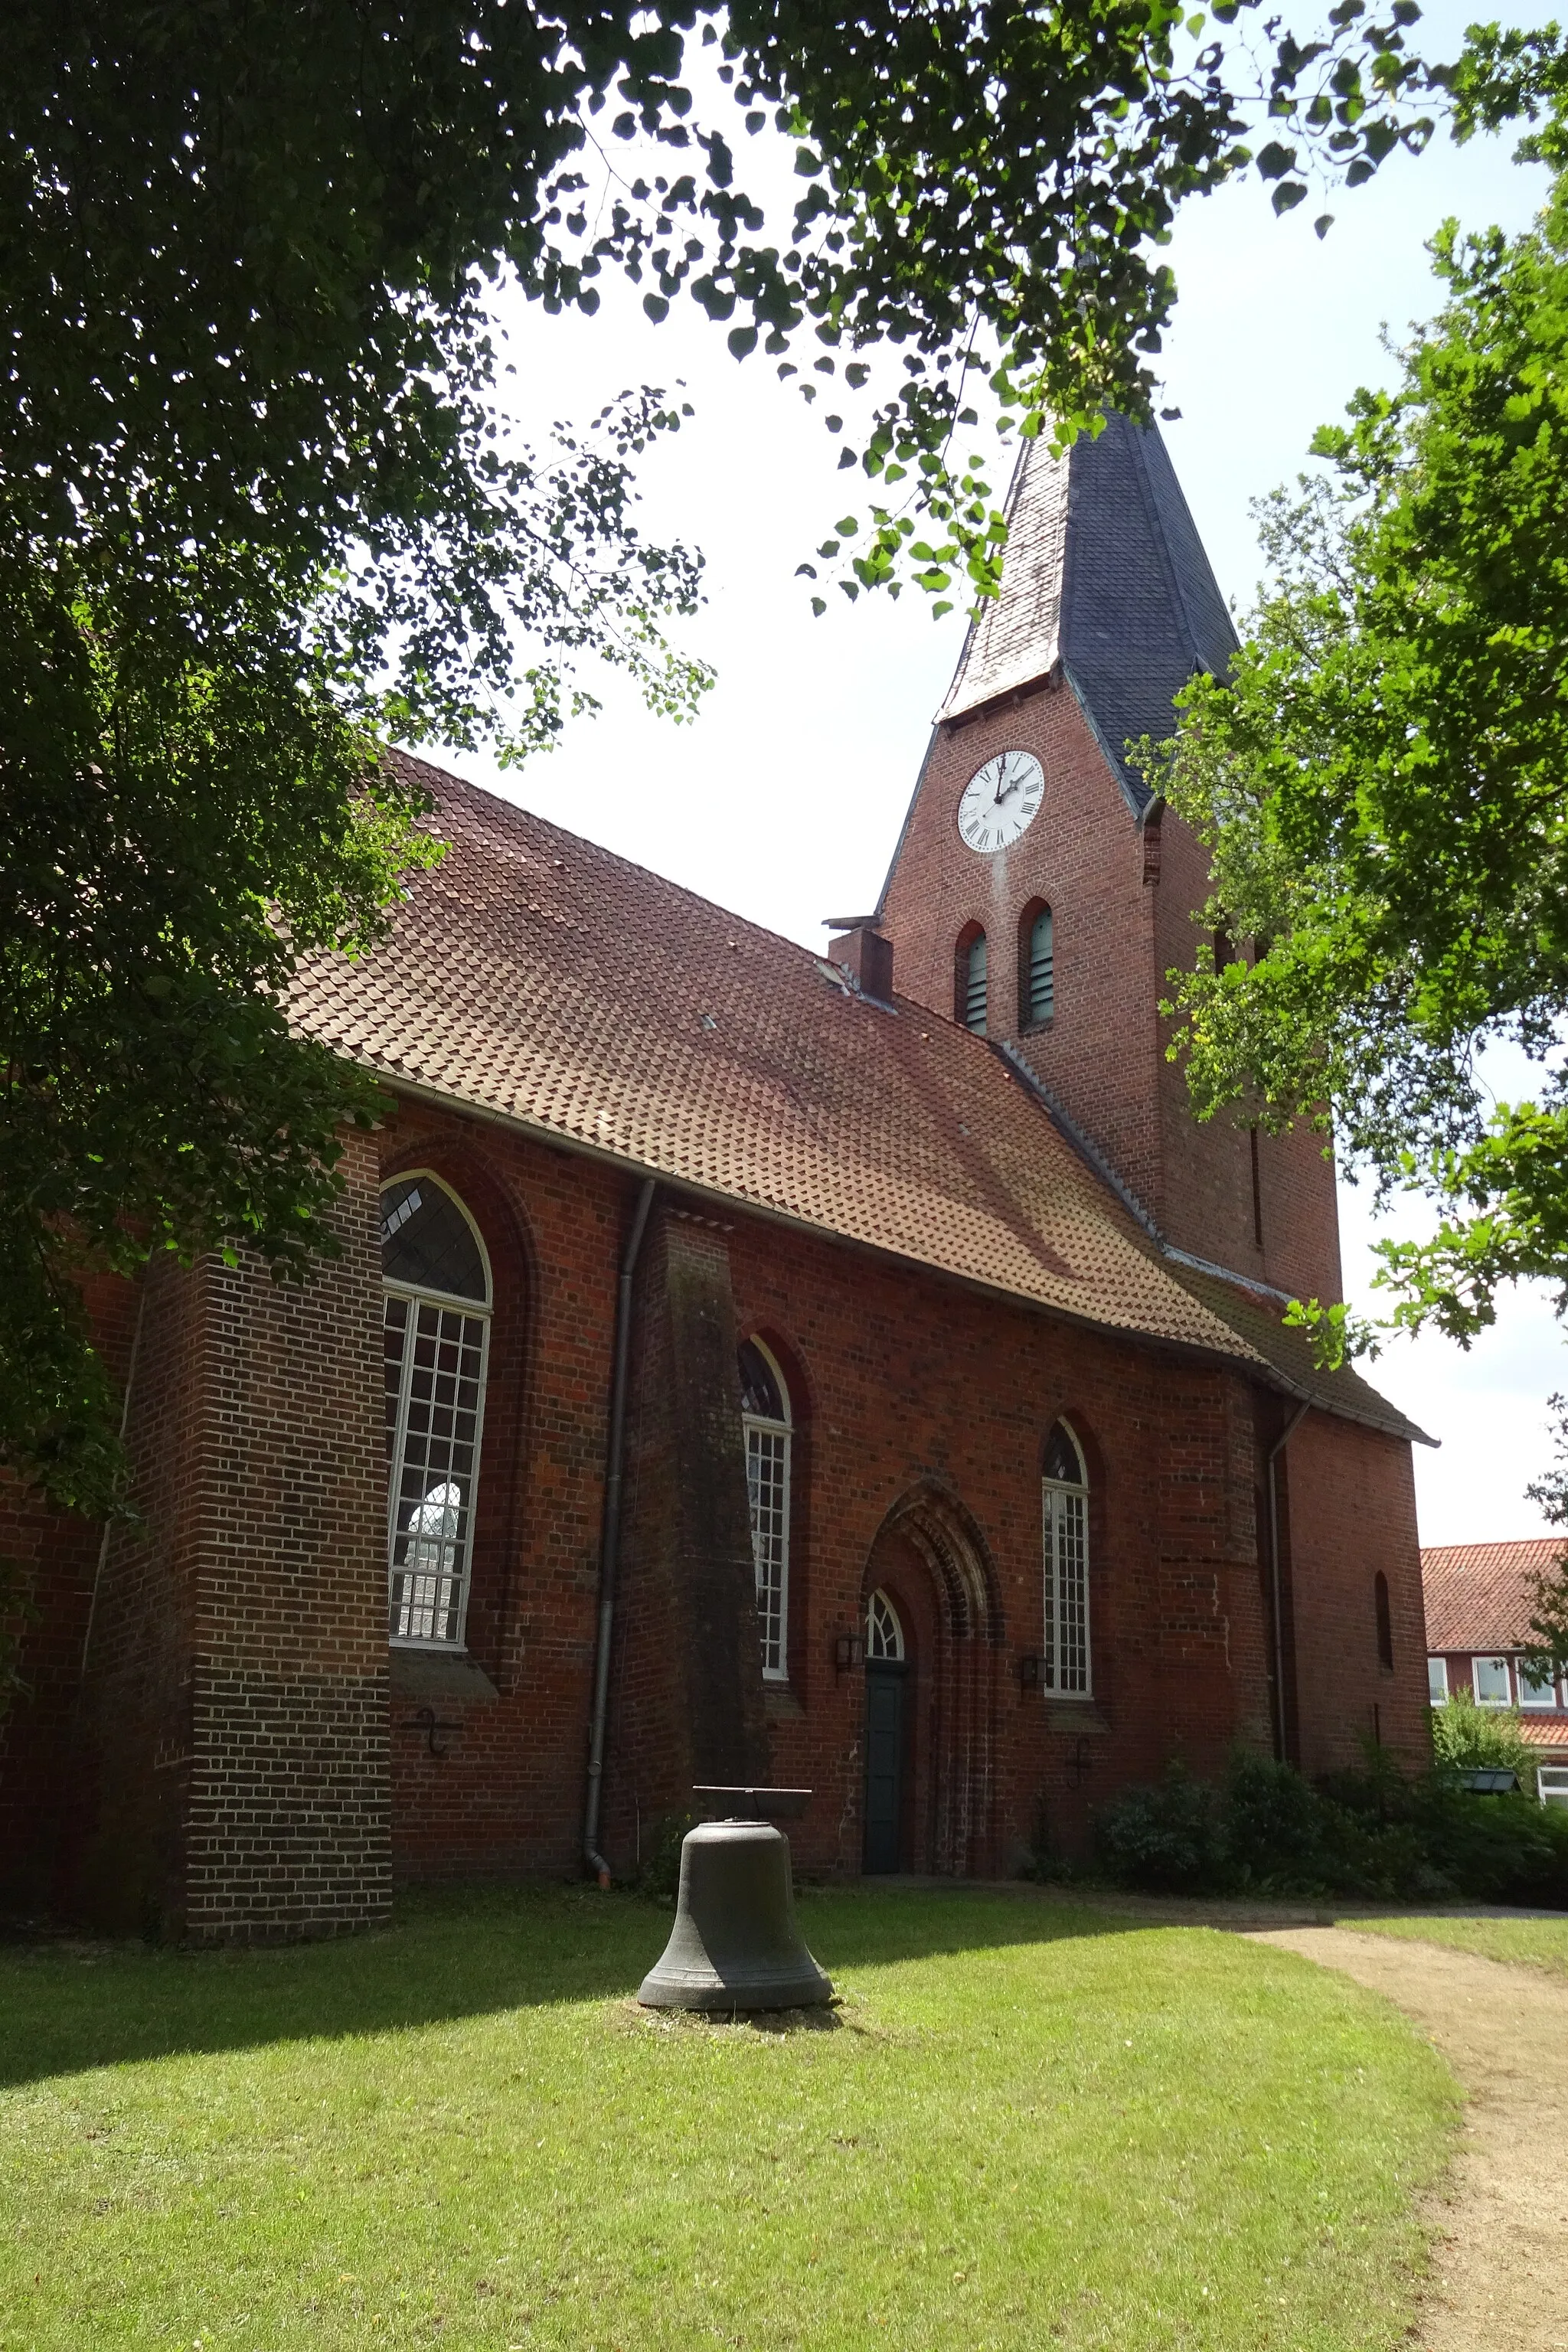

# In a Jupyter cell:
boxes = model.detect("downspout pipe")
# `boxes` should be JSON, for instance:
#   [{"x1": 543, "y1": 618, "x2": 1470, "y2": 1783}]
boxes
[
  {"x1": 583, "y1": 1177, "x2": 657, "y2": 1886},
  {"x1": 1266, "y1": 1400, "x2": 1311, "y2": 1762}
]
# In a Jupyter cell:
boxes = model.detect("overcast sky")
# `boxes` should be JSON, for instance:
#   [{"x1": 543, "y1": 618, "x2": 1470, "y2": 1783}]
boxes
[{"x1": 450, "y1": 4, "x2": 1563, "y2": 1547}]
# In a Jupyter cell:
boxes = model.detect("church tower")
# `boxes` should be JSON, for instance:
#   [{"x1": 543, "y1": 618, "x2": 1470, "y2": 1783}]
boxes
[{"x1": 862, "y1": 413, "x2": 1342, "y2": 1308}]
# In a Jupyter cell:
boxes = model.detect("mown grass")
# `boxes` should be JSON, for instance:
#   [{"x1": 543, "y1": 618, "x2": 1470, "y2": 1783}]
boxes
[
  {"x1": 0, "y1": 1885, "x2": 1456, "y2": 2350},
  {"x1": 1351, "y1": 1909, "x2": 1568, "y2": 1980}
]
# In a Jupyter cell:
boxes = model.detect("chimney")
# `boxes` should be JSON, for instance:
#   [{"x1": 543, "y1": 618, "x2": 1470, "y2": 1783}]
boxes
[{"x1": 828, "y1": 923, "x2": 893, "y2": 1004}]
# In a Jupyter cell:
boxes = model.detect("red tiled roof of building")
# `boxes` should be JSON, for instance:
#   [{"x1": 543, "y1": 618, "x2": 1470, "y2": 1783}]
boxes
[
  {"x1": 291, "y1": 756, "x2": 1426, "y2": 1442},
  {"x1": 1422, "y1": 1540, "x2": 1568, "y2": 1651}
]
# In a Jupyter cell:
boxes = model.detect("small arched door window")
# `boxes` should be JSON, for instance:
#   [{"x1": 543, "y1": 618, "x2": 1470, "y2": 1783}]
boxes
[
  {"x1": 867, "y1": 1589, "x2": 905, "y2": 1661},
  {"x1": 381, "y1": 1174, "x2": 492, "y2": 1648},
  {"x1": 955, "y1": 929, "x2": 988, "y2": 1034},
  {"x1": 1020, "y1": 902, "x2": 1054, "y2": 1027},
  {"x1": 1042, "y1": 1420, "x2": 1091, "y2": 1696},
  {"x1": 740, "y1": 1338, "x2": 791, "y2": 1680}
]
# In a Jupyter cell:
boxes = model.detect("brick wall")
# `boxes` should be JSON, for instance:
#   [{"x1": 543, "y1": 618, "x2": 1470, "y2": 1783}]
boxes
[
  {"x1": 65, "y1": 1127, "x2": 390, "y2": 1942},
  {"x1": 877, "y1": 683, "x2": 1342, "y2": 1305}
]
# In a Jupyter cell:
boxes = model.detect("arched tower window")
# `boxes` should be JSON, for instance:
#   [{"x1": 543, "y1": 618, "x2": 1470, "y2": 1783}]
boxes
[
  {"x1": 955, "y1": 927, "x2": 988, "y2": 1034},
  {"x1": 1019, "y1": 900, "x2": 1054, "y2": 1027},
  {"x1": 1374, "y1": 1570, "x2": 1394, "y2": 1671},
  {"x1": 740, "y1": 1338, "x2": 792, "y2": 1681},
  {"x1": 381, "y1": 1174, "x2": 492, "y2": 1648},
  {"x1": 867, "y1": 1589, "x2": 905, "y2": 1661},
  {"x1": 1042, "y1": 1420, "x2": 1090, "y2": 1696}
]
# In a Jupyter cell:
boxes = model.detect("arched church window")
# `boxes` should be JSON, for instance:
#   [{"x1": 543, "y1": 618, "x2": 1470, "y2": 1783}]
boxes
[
  {"x1": 740, "y1": 1338, "x2": 791, "y2": 1680},
  {"x1": 866, "y1": 1589, "x2": 905, "y2": 1661},
  {"x1": 955, "y1": 929, "x2": 988, "y2": 1034},
  {"x1": 1042, "y1": 1419, "x2": 1091, "y2": 1697},
  {"x1": 1020, "y1": 901, "x2": 1054, "y2": 1027},
  {"x1": 381, "y1": 1174, "x2": 492, "y2": 1648}
]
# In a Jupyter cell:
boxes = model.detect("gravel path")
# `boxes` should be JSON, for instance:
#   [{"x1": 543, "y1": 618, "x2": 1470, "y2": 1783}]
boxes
[{"x1": 1251, "y1": 1928, "x2": 1568, "y2": 2351}]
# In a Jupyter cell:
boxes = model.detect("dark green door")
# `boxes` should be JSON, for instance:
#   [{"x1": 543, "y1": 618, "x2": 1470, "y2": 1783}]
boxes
[{"x1": 863, "y1": 1664, "x2": 907, "y2": 1873}]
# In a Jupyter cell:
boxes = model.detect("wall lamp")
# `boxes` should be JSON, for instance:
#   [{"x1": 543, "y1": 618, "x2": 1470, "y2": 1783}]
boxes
[
  {"x1": 1016, "y1": 1653, "x2": 1040, "y2": 1691},
  {"x1": 833, "y1": 1632, "x2": 865, "y2": 1674}
]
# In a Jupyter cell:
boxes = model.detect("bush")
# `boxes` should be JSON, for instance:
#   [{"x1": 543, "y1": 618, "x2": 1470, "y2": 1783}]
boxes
[
  {"x1": 1429, "y1": 1687, "x2": 1539, "y2": 1796},
  {"x1": 1093, "y1": 1746, "x2": 1568, "y2": 1907}
]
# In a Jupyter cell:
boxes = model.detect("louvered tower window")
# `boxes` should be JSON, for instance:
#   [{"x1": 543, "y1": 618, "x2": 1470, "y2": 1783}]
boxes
[
  {"x1": 1042, "y1": 1419, "x2": 1091, "y2": 1697},
  {"x1": 1019, "y1": 901, "x2": 1054, "y2": 1026},
  {"x1": 381, "y1": 1174, "x2": 492, "y2": 1648},
  {"x1": 962, "y1": 931, "x2": 988, "y2": 1034},
  {"x1": 740, "y1": 1338, "x2": 792, "y2": 1679}
]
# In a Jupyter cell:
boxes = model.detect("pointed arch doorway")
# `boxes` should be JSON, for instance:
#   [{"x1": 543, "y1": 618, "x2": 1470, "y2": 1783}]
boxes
[
  {"x1": 863, "y1": 1590, "x2": 908, "y2": 1874},
  {"x1": 860, "y1": 1486, "x2": 1001, "y2": 1877}
]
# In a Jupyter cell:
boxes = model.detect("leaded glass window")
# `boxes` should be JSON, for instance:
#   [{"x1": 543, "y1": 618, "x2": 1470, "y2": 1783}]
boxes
[
  {"x1": 382, "y1": 1177, "x2": 492, "y2": 1648},
  {"x1": 1042, "y1": 1419, "x2": 1090, "y2": 1697},
  {"x1": 740, "y1": 1338, "x2": 791, "y2": 1680}
]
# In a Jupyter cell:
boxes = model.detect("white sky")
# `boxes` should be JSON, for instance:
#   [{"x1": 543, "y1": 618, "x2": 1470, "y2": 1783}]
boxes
[{"x1": 453, "y1": 4, "x2": 1564, "y2": 1545}]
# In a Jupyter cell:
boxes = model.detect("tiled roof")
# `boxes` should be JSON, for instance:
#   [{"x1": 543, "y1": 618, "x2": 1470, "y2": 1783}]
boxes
[
  {"x1": 939, "y1": 415, "x2": 1239, "y2": 813},
  {"x1": 1423, "y1": 1540, "x2": 1568, "y2": 1650},
  {"x1": 290, "y1": 756, "x2": 1424, "y2": 1441}
]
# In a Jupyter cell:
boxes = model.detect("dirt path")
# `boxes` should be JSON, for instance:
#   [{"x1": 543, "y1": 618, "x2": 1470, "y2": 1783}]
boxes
[{"x1": 1252, "y1": 1928, "x2": 1568, "y2": 2350}]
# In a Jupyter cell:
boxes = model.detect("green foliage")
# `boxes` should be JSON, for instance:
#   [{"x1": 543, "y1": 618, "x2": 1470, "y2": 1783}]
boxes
[
  {"x1": 1519, "y1": 1396, "x2": 1568, "y2": 1684},
  {"x1": 637, "y1": 1810, "x2": 696, "y2": 1906},
  {"x1": 1096, "y1": 1746, "x2": 1568, "y2": 1903},
  {"x1": 1429, "y1": 1687, "x2": 1539, "y2": 1794},
  {"x1": 1142, "y1": 149, "x2": 1568, "y2": 1359}
]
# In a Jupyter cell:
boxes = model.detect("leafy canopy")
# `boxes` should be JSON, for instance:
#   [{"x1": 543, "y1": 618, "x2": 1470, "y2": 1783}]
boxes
[
  {"x1": 0, "y1": 0, "x2": 1548, "y2": 1532},
  {"x1": 1148, "y1": 134, "x2": 1568, "y2": 1369}
]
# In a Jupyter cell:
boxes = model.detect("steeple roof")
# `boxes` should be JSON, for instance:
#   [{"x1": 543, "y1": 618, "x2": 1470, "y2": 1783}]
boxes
[{"x1": 938, "y1": 413, "x2": 1237, "y2": 811}]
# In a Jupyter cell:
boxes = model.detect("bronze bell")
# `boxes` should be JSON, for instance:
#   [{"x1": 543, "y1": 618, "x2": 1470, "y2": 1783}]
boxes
[{"x1": 638, "y1": 1788, "x2": 833, "y2": 2012}]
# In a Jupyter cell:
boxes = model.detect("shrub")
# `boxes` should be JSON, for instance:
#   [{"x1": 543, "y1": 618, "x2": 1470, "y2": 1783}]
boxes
[
  {"x1": 1429, "y1": 1687, "x2": 1539, "y2": 1796},
  {"x1": 1092, "y1": 1746, "x2": 1568, "y2": 1907}
]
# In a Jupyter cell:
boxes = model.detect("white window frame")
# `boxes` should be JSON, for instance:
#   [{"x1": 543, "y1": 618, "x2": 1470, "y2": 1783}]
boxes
[
  {"x1": 1538, "y1": 1765, "x2": 1568, "y2": 1809},
  {"x1": 1043, "y1": 1420, "x2": 1092, "y2": 1698},
  {"x1": 1427, "y1": 1655, "x2": 1449, "y2": 1706},
  {"x1": 1517, "y1": 1655, "x2": 1560, "y2": 1710},
  {"x1": 741, "y1": 1338, "x2": 792, "y2": 1682},
  {"x1": 867, "y1": 1589, "x2": 905, "y2": 1662},
  {"x1": 1472, "y1": 1654, "x2": 1513, "y2": 1707},
  {"x1": 382, "y1": 1173, "x2": 493, "y2": 1652}
]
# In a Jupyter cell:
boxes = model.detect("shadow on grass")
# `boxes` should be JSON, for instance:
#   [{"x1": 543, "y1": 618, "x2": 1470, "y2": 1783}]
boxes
[{"x1": 0, "y1": 1882, "x2": 1136, "y2": 2091}]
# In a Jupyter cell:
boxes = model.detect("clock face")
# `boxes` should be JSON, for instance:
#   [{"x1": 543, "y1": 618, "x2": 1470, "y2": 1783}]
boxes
[{"x1": 957, "y1": 750, "x2": 1044, "y2": 854}]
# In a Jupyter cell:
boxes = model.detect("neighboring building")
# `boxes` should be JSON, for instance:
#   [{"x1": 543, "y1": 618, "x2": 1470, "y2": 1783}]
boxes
[
  {"x1": 1423, "y1": 1539, "x2": 1568, "y2": 1802},
  {"x1": 1, "y1": 419, "x2": 1434, "y2": 1943}
]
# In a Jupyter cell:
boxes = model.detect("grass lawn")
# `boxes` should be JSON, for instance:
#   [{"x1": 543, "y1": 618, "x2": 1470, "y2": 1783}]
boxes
[
  {"x1": 0, "y1": 1886, "x2": 1456, "y2": 2351},
  {"x1": 1349, "y1": 1910, "x2": 1568, "y2": 1980}
]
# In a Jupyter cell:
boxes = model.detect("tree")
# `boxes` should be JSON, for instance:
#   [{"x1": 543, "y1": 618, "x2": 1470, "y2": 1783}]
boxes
[
  {"x1": 0, "y1": 0, "x2": 1543, "y2": 1536},
  {"x1": 1148, "y1": 112, "x2": 1568, "y2": 1370},
  {"x1": 1430, "y1": 1687, "x2": 1538, "y2": 1796}
]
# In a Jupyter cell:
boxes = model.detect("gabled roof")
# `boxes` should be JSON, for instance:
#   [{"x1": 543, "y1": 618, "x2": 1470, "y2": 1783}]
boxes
[
  {"x1": 938, "y1": 414, "x2": 1238, "y2": 812},
  {"x1": 291, "y1": 756, "x2": 1424, "y2": 1442},
  {"x1": 1423, "y1": 1540, "x2": 1567, "y2": 1651}
]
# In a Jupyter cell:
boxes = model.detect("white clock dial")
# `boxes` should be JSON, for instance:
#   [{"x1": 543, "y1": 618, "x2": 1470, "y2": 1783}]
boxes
[{"x1": 957, "y1": 750, "x2": 1044, "y2": 854}]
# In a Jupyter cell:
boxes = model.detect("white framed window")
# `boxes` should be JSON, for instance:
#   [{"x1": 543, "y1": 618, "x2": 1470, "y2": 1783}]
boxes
[
  {"x1": 1428, "y1": 1656, "x2": 1449, "y2": 1705},
  {"x1": 740, "y1": 1338, "x2": 791, "y2": 1681},
  {"x1": 1042, "y1": 1419, "x2": 1091, "y2": 1697},
  {"x1": 1472, "y1": 1655, "x2": 1513, "y2": 1707},
  {"x1": 381, "y1": 1174, "x2": 492, "y2": 1649},
  {"x1": 1538, "y1": 1766, "x2": 1568, "y2": 1809},
  {"x1": 1518, "y1": 1657, "x2": 1560, "y2": 1710},
  {"x1": 867, "y1": 1589, "x2": 905, "y2": 1662}
]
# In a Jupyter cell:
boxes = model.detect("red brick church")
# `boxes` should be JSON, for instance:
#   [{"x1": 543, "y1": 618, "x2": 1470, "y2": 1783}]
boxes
[{"x1": 2, "y1": 416, "x2": 1432, "y2": 1940}]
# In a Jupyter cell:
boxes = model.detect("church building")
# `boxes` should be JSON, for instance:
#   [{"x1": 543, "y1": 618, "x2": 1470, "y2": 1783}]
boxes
[{"x1": 1, "y1": 417, "x2": 1432, "y2": 1942}]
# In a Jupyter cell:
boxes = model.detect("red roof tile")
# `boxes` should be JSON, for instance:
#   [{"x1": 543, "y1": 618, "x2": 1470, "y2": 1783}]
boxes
[
  {"x1": 1423, "y1": 1540, "x2": 1568, "y2": 1651},
  {"x1": 289, "y1": 756, "x2": 1426, "y2": 1443}
]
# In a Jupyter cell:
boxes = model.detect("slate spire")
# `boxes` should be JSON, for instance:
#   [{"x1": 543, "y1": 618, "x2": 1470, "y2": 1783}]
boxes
[{"x1": 938, "y1": 413, "x2": 1237, "y2": 812}]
